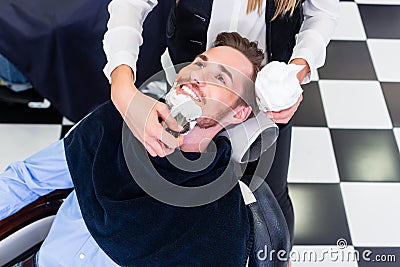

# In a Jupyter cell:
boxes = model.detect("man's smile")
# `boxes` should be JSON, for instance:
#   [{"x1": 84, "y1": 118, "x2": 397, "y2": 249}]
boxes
[{"x1": 176, "y1": 82, "x2": 202, "y2": 102}]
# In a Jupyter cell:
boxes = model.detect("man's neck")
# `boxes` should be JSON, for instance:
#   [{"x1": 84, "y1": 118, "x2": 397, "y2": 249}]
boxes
[{"x1": 179, "y1": 124, "x2": 224, "y2": 152}]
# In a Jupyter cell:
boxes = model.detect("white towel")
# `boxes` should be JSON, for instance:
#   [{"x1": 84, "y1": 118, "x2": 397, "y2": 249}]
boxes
[{"x1": 255, "y1": 61, "x2": 304, "y2": 112}]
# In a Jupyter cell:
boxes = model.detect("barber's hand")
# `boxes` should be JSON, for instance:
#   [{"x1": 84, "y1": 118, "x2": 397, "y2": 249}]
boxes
[
  {"x1": 267, "y1": 58, "x2": 309, "y2": 124},
  {"x1": 110, "y1": 65, "x2": 183, "y2": 157},
  {"x1": 268, "y1": 94, "x2": 303, "y2": 124}
]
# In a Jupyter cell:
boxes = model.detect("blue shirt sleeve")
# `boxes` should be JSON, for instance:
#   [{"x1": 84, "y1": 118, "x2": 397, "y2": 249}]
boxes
[{"x1": 0, "y1": 139, "x2": 73, "y2": 220}]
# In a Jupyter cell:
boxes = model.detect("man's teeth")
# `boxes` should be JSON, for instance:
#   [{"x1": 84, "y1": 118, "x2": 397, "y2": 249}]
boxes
[{"x1": 181, "y1": 85, "x2": 200, "y2": 101}]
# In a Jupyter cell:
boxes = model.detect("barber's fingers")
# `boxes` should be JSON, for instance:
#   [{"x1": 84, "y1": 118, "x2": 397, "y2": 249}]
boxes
[
  {"x1": 269, "y1": 94, "x2": 303, "y2": 124},
  {"x1": 144, "y1": 138, "x2": 167, "y2": 157},
  {"x1": 265, "y1": 110, "x2": 274, "y2": 120},
  {"x1": 144, "y1": 141, "x2": 158, "y2": 157},
  {"x1": 149, "y1": 122, "x2": 183, "y2": 150},
  {"x1": 144, "y1": 138, "x2": 177, "y2": 158},
  {"x1": 157, "y1": 139, "x2": 176, "y2": 156},
  {"x1": 156, "y1": 103, "x2": 183, "y2": 132},
  {"x1": 265, "y1": 109, "x2": 289, "y2": 123},
  {"x1": 271, "y1": 112, "x2": 292, "y2": 124},
  {"x1": 271, "y1": 111, "x2": 292, "y2": 124},
  {"x1": 121, "y1": 91, "x2": 183, "y2": 156}
]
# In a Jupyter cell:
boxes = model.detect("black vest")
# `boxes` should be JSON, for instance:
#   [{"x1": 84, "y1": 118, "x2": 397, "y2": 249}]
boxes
[{"x1": 166, "y1": 0, "x2": 304, "y2": 65}]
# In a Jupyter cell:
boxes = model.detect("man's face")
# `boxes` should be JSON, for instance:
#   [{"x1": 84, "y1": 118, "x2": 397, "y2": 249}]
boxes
[{"x1": 173, "y1": 46, "x2": 254, "y2": 128}]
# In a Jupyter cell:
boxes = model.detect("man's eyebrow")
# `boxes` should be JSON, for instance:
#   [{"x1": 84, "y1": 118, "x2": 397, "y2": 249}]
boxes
[
  {"x1": 196, "y1": 54, "x2": 208, "y2": 61},
  {"x1": 218, "y1": 64, "x2": 233, "y2": 83},
  {"x1": 195, "y1": 54, "x2": 233, "y2": 83}
]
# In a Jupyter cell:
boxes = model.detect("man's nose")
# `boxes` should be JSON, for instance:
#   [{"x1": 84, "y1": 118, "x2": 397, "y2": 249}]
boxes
[{"x1": 190, "y1": 70, "x2": 206, "y2": 87}]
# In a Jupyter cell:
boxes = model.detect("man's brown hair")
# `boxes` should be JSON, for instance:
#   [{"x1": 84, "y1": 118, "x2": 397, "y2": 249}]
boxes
[
  {"x1": 213, "y1": 32, "x2": 264, "y2": 82},
  {"x1": 213, "y1": 32, "x2": 264, "y2": 114}
]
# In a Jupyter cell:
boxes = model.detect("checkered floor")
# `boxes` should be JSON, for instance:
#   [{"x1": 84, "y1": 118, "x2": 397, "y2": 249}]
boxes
[{"x1": 1, "y1": 0, "x2": 400, "y2": 266}]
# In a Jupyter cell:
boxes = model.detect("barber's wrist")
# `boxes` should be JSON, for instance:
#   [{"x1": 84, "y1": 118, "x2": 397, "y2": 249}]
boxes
[
  {"x1": 110, "y1": 65, "x2": 139, "y2": 116},
  {"x1": 110, "y1": 65, "x2": 138, "y2": 96},
  {"x1": 289, "y1": 58, "x2": 310, "y2": 84},
  {"x1": 111, "y1": 64, "x2": 135, "y2": 83}
]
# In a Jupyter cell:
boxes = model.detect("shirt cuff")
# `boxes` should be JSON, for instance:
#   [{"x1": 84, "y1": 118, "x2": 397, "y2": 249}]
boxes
[
  {"x1": 290, "y1": 27, "x2": 328, "y2": 84},
  {"x1": 290, "y1": 47, "x2": 315, "y2": 84},
  {"x1": 103, "y1": 51, "x2": 137, "y2": 84}
]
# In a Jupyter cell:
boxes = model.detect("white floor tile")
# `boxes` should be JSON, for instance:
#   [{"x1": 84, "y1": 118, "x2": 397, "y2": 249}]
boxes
[
  {"x1": 0, "y1": 124, "x2": 61, "y2": 172},
  {"x1": 288, "y1": 127, "x2": 340, "y2": 183},
  {"x1": 341, "y1": 182, "x2": 400, "y2": 247},
  {"x1": 367, "y1": 39, "x2": 400, "y2": 82},
  {"x1": 332, "y1": 2, "x2": 366, "y2": 41},
  {"x1": 290, "y1": 245, "x2": 359, "y2": 267},
  {"x1": 355, "y1": 0, "x2": 400, "y2": 5},
  {"x1": 394, "y1": 128, "x2": 400, "y2": 153},
  {"x1": 319, "y1": 80, "x2": 392, "y2": 129}
]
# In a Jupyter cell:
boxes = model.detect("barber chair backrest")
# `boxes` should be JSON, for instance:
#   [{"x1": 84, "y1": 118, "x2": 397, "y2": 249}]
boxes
[
  {"x1": 240, "y1": 176, "x2": 291, "y2": 267},
  {"x1": 0, "y1": 189, "x2": 72, "y2": 266}
]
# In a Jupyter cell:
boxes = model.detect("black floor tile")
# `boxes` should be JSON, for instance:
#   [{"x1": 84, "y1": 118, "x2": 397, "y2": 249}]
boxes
[
  {"x1": 382, "y1": 83, "x2": 400, "y2": 127},
  {"x1": 318, "y1": 41, "x2": 377, "y2": 80},
  {"x1": 331, "y1": 129, "x2": 400, "y2": 182},
  {"x1": 359, "y1": 5, "x2": 400, "y2": 39},
  {"x1": 293, "y1": 81, "x2": 327, "y2": 127},
  {"x1": 289, "y1": 183, "x2": 352, "y2": 245},
  {"x1": 0, "y1": 102, "x2": 62, "y2": 124},
  {"x1": 357, "y1": 247, "x2": 400, "y2": 267}
]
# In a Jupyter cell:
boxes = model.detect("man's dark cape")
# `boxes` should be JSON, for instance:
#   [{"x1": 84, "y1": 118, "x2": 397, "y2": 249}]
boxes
[
  {"x1": 0, "y1": 0, "x2": 173, "y2": 121},
  {"x1": 63, "y1": 101, "x2": 252, "y2": 266}
]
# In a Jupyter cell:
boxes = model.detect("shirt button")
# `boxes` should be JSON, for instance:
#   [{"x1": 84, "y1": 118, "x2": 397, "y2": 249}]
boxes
[{"x1": 79, "y1": 253, "x2": 85, "y2": 260}]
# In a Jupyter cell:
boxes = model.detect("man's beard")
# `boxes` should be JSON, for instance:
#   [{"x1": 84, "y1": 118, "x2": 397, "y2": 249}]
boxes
[
  {"x1": 196, "y1": 105, "x2": 232, "y2": 129},
  {"x1": 169, "y1": 76, "x2": 236, "y2": 129}
]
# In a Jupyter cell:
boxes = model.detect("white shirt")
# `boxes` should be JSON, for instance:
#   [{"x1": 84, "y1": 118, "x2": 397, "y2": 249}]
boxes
[
  {"x1": 206, "y1": 0, "x2": 267, "y2": 63},
  {"x1": 103, "y1": 0, "x2": 340, "y2": 83}
]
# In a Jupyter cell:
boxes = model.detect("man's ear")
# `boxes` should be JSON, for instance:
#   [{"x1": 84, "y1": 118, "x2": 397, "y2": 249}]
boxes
[{"x1": 231, "y1": 105, "x2": 252, "y2": 124}]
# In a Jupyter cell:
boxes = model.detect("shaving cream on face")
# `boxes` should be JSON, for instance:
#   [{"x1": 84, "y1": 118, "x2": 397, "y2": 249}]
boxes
[
  {"x1": 255, "y1": 61, "x2": 304, "y2": 112},
  {"x1": 165, "y1": 88, "x2": 202, "y2": 134}
]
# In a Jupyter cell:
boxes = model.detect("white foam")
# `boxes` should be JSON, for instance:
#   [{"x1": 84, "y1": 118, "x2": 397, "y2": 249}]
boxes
[
  {"x1": 255, "y1": 61, "x2": 304, "y2": 112},
  {"x1": 165, "y1": 88, "x2": 202, "y2": 132}
]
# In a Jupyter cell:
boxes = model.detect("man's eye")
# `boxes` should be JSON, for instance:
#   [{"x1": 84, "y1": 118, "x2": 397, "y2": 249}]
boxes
[
  {"x1": 194, "y1": 61, "x2": 204, "y2": 68},
  {"x1": 216, "y1": 75, "x2": 225, "y2": 84}
]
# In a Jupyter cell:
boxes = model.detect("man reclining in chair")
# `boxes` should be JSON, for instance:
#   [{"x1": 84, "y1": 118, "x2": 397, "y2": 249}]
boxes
[{"x1": 0, "y1": 32, "x2": 290, "y2": 267}]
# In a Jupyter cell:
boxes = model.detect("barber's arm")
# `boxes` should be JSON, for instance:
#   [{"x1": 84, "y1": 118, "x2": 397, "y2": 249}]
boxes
[
  {"x1": 103, "y1": 0, "x2": 182, "y2": 157},
  {"x1": 271, "y1": 0, "x2": 340, "y2": 123},
  {"x1": 103, "y1": 0, "x2": 157, "y2": 81},
  {"x1": 289, "y1": 0, "x2": 340, "y2": 82},
  {"x1": 0, "y1": 140, "x2": 73, "y2": 220}
]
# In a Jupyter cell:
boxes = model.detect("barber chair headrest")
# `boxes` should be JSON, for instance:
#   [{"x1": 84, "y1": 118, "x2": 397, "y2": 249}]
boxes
[{"x1": 218, "y1": 112, "x2": 278, "y2": 163}]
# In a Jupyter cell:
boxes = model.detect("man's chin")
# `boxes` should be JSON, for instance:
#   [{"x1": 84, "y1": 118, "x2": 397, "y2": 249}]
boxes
[{"x1": 195, "y1": 117, "x2": 219, "y2": 129}]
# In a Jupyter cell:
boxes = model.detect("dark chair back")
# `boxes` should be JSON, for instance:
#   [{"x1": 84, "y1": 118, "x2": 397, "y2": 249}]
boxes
[{"x1": 0, "y1": 189, "x2": 72, "y2": 266}]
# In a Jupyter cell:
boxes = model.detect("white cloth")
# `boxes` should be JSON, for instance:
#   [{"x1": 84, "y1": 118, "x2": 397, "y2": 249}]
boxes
[
  {"x1": 103, "y1": 0, "x2": 340, "y2": 83},
  {"x1": 239, "y1": 181, "x2": 256, "y2": 205}
]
